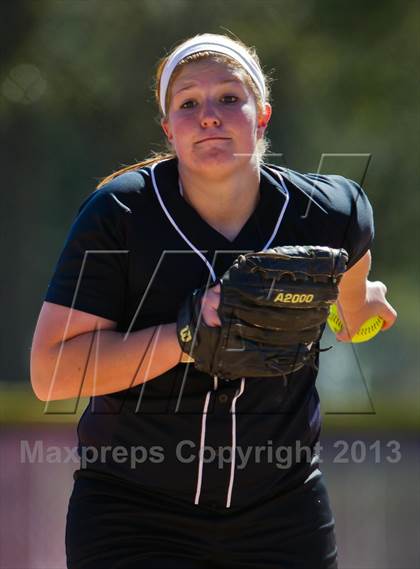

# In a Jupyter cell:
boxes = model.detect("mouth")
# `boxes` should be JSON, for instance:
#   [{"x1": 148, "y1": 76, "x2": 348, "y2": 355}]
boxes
[{"x1": 196, "y1": 137, "x2": 230, "y2": 144}]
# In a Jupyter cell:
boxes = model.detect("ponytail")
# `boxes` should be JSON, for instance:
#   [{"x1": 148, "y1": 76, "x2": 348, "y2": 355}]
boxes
[{"x1": 95, "y1": 151, "x2": 175, "y2": 190}]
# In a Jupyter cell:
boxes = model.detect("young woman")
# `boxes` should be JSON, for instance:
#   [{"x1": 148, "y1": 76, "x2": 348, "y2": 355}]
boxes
[{"x1": 31, "y1": 33, "x2": 397, "y2": 569}]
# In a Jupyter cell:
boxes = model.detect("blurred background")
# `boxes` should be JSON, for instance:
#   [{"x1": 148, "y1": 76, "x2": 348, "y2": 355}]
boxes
[{"x1": 0, "y1": 1, "x2": 419, "y2": 567}]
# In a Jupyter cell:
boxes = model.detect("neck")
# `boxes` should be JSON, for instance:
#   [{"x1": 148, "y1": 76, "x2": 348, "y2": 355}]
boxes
[{"x1": 177, "y1": 162, "x2": 261, "y2": 241}]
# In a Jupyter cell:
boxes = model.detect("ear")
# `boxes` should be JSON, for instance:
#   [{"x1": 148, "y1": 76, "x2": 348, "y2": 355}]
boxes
[
  {"x1": 257, "y1": 103, "x2": 272, "y2": 136},
  {"x1": 161, "y1": 118, "x2": 173, "y2": 141}
]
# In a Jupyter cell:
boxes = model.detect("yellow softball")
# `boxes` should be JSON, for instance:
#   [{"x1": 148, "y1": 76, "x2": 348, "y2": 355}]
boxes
[{"x1": 327, "y1": 304, "x2": 384, "y2": 343}]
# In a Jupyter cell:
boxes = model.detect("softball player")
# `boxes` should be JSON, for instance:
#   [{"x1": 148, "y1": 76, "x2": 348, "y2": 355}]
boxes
[{"x1": 31, "y1": 33, "x2": 397, "y2": 568}]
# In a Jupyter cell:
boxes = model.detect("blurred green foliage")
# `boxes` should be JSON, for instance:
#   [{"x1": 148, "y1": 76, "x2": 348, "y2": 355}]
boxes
[{"x1": 0, "y1": 0, "x2": 418, "y2": 423}]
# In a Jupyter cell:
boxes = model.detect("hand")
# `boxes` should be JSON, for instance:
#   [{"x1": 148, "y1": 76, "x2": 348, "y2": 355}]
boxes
[
  {"x1": 200, "y1": 283, "x2": 221, "y2": 327},
  {"x1": 176, "y1": 245, "x2": 348, "y2": 380},
  {"x1": 179, "y1": 283, "x2": 221, "y2": 363},
  {"x1": 336, "y1": 280, "x2": 397, "y2": 342}
]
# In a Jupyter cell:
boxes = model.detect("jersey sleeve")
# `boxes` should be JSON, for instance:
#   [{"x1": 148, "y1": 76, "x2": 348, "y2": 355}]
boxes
[
  {"x1": 44, "y1": 189, "x2": 128, "y2": 322},
  {"x1": 305, "y1": 174, "x2": 375, "y2": 270},
  {"x1": 334, "y1": 176, "x2": 375, "y2": 269},
  {"x1": 343, "y1": 178, "x2": 374, "y2": 268}
]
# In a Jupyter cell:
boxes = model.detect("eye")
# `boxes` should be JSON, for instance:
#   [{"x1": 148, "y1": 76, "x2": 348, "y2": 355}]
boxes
[
  {"x1": 221, "y1": 95, "x2": 239, "y2": 104},
  {"x1": 180, "y1": 99, "x2": 196, "y2": 109}
]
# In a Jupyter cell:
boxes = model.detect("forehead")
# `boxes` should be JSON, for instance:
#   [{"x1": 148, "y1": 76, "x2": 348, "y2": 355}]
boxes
[{"x1": 171, "y1": 59, "x2": 248, "y2": 90}]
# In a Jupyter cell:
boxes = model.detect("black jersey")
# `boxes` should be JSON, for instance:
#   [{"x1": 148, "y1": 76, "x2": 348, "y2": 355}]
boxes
[{"x1": 45, "y1": 157, "x2": 373, "y2": 511}]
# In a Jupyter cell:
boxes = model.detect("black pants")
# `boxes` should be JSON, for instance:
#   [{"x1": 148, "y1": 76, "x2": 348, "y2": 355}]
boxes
[{"x1": 66, "y1": 474, "x2": 338, "y2": 569}]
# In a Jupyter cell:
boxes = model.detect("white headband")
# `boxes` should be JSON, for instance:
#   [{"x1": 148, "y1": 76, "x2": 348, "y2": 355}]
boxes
[{"x1": 159, "y1": 34, "x2": 266, "y2": 115}]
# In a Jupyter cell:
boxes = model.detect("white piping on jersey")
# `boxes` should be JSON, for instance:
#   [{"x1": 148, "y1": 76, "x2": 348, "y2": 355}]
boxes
[
  {"x1": 193, "y1": 373, "x2": 219, "y2": 505},
  {"x1": 226, "y1": 377, "x2": 246, "y2": 508},
  {"x1": 149, "y1": 161, "x2": 217, "y2": 282},
  {"x1": 110, "y1": 193, "x2": 132, "y2": 213},
  {"x1": 148, "y1": 159, "x2": 290, "y2": 509},
  {"x1": 194, "y1": 384, "x2": 213, "y2": 505},
  {"x1": 178, "y1": 165, "x2": 290, "y2": 253}
]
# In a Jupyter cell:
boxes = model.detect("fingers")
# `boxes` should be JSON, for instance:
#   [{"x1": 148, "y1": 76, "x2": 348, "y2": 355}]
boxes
[
  {"x1": 336, "y1": 330, "x2": 351, "y2": 342},
  {"x1": 379, "y1": 300, "x2": 398, "y2": 331},
  {"x1": 370, "y1": 281, "x2": 397, "y2": 331},
  {"x1": 335, "y1": 304, "x2": 352, "y2": 342},
  {"x1": 206, "y1": 284, "x2": 221, "y2": 308},
  {"x1": 201, "y1": 283, "x2": 222, "y2": 327},
  {"x1": 375, "y1": 281, "x2": 387, "y2": 296},
  {"x1": 336, "y1": 295, "x2": 398, "y2": 341},
  {"x1": 336, "y1": 325, "x2": 353, "y2": 342}
]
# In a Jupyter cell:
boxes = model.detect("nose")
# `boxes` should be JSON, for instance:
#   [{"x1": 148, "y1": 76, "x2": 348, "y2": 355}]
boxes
[{"x1": 200, "y1": 100, "x2": 221, "y2": 128}]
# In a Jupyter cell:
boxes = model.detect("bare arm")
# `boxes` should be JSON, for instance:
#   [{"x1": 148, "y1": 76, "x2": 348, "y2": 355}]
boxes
[
  {"x1": 336, "y1": 250, "x2": 397, "y2": 341},
  {"x1": 30, "y1": 302, "x2": 183, "y2": 401}
]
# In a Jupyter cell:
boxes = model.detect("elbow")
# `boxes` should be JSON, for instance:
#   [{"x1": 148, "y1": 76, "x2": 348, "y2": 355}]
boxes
[
  {"x1": 30, "y1": 337, "x2": 49, "y2": 400},
  {"x1": 31, "y1": 383, "x2": 49, "y2": 402},
  {"x1": 30, "y1": 348, "x2": 62, "y2": 402},
  {"x1": 30, "y1": 378, "x2": 48, "y2": 402},
  {"x1": 30, "y1": 357, "x2": 50, "y2": 402},
  {"x1": 30, "y1": 371, "x2": 70, "y2": 402},
  {"x1": 30, "y1": 350, "x2": 80, "y2": 402}
]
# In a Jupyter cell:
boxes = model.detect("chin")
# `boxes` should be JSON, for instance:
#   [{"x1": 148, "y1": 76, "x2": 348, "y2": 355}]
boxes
[{"x1": 189, "y1": 149, "x2": 253, "y2": 172}]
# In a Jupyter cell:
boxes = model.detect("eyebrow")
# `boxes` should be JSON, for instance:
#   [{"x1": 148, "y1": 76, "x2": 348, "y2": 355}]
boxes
[{"x1": 173, "y1": 79, "x2": 242, "y2": 97}]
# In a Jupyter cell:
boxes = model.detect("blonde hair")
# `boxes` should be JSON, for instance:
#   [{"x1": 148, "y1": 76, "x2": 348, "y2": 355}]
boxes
[{"x1": 97, "y1": 34, "x2": 271, "y2": 189}]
